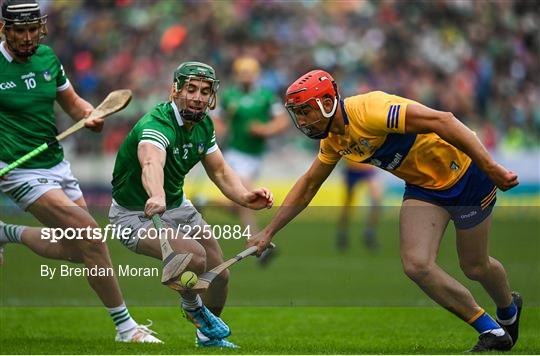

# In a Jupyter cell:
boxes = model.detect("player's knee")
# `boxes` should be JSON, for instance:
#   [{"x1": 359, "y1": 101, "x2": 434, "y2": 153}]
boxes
[
  {"x1": 78, "y1": 239, "x2": 109, "y2": 262},
  {"x1": 460, "y1": 262, "x2": 489, "y2": 281},
  {"x1": 402, "y1": 259, "x2": 433, "y2": 282}
]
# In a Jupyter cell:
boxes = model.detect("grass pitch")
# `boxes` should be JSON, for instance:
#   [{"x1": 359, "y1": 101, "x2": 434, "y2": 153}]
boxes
[
  {"x1": 1, "y1": 306, "x2": 539, "y2": 354},
  {"x1": 1, "y1": 207, "x2": 539, "y2": 354}
]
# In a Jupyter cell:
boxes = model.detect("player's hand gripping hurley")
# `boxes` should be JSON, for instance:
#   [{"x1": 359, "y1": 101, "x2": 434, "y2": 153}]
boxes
[{"x1": 0, "y1": 89, "x2": 132, "y2": 177}]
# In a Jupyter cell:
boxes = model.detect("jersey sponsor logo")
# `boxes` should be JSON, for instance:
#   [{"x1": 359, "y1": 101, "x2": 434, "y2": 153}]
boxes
[
  {"x1": 367, "y1": 153, "x2": 403, "y2": 170},
  {"x1": 43, "y1": 71, "x2": 52, "y2": 81},
  {"x1": 338, "y1": 143, "x2": 366, "y2": 157},
  {"x1": 38, "y1": 178, "x2": 48, "y2": 184},
  {"x1": 460, "y1": 210, "x2": 477, "y2": 219},
  {"x1": 386, "y1": 153, "x2": 403, "y2": 170},
  {"x1": 387, "y1": 104, "x2": 401, "y2": 129},
  {"x1": 21, "y1": 72, "x2": 36, "y2": 80},
  {"x1": 0, "y1": 81, "x2": 16, "y2": 90},
  {"x1": 338, "y1": 148, "x2": 352, "y2": 156}
]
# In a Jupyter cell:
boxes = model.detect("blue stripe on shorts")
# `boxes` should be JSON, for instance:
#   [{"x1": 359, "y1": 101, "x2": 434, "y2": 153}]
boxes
[{"x1": 403, "y1": 162, "x2": 497, "y2": 229}]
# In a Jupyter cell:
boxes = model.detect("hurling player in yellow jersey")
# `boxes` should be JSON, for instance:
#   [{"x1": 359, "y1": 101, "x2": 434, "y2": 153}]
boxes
[{"x1": 247, "y1": 70, "x2": 521, "y2": 352}]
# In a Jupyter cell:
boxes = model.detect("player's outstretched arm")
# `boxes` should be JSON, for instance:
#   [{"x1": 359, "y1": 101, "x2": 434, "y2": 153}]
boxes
[
  {"x1": 247, "y1": 158, "x2": 336, "y2": 255},
  {"x1": 202, "y1": 148, "x2": 273, "y2": 209},
  {"x1": 56, "y1": 86, "x2": 104, "y2": 132},
  {"x1": 249, "y1": 109, "x2": 290, "y2": 138},
  {"x1": 138, "y1": 142, "x2": 167, "y2": 216},
  {"x1": 405, "y1": 104, "x2": 518, "y2": 191}
]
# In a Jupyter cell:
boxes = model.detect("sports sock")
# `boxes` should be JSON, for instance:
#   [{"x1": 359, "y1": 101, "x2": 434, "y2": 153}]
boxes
[
  {"x1": 0, "y1": 223, "x2": 24, "y2": 244},
  {"x1": 107, "y1": 303, "x2": 137, "y2": 334},
  {"x1": 496, "y1": 302, "x2": 518, "y2": 325},
  {"x1": 468, "y1": 309, "x2": 505, "y2": 335},
  {"x1": 181, "y1": 294, "x2": 203, "y2": 311}
]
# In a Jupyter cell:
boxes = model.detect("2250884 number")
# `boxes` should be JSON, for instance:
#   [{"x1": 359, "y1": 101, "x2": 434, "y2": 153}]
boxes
[{"x1": 180, "y1": 224, "x2": 251, "y2": 240}]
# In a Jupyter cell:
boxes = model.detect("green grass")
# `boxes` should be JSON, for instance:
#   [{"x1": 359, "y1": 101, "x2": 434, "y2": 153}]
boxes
[
  {"x1": 1, "y1": 306, "x2": 539, "y2": 354},
  {"x1": 1, "y1": 207, "x2": 539, "y2": 353}
]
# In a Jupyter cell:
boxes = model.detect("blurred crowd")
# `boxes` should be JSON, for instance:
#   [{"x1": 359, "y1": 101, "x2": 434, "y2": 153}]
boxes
[{"x1": 40, "y1": 0, "x2": 539, "y2": 155}]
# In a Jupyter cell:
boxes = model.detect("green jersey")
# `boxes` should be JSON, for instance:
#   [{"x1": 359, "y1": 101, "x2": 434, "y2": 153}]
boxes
[
  {"x1": 0, "y1": 42, "x2": 69, "y2": 168},
  {"x1": 220, "y1": 86, "x2": 279, "y2": 156},
  {"x1": 112, "y1": 101, "x2": 217, "y2": 210}
]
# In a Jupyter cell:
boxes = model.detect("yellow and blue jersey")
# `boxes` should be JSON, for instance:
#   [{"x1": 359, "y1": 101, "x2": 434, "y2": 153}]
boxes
[{"x1": 318, "y1": 91, "x2": 471, "y2": 190}]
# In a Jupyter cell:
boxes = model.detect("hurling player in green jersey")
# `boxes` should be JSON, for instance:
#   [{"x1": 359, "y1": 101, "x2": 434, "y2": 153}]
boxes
[
  {"x1": 109, "y1": 61, "x2": 273, "y2": 348},
  {"x1": 214, "y1": 56, "x2": 288, "y2": 265},
  {"x1": 0, "y1": 0, "x2": 160, "y2": 343}
]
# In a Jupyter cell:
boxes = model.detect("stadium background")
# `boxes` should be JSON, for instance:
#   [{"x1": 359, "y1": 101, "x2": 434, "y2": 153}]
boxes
[
  {"x1": 0, "y1": 0, "x2": 537, "y2": 206},
  {"x1": 1, "y1": 0, "x2": 539, "y2": 354}
]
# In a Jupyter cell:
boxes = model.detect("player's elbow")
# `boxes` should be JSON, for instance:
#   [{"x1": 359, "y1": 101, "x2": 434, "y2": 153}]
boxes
[
  {"x1": 440, "y1": 111, "x2": 457, "y2": 123},
  {"x1": 433, "y1": 111, "x2": 457, "y2": 132}
]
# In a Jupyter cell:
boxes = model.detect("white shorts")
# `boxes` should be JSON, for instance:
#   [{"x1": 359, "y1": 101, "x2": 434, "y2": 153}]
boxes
[
  {"x1": 224, "y1": 149, "x2": 262, "y2": 181},
  {"x1": 108, "y1": 198, "x2": 207, "y2": 253},
  {"x1": 0, "y1": 159, "x2": 83, "y2": 210}
]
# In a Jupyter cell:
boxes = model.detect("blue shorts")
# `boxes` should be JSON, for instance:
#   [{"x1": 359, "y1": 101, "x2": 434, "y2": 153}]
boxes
[
  {"x1": 403, "y1": 162, "x2": 497, "y2": 230},
  {"x1": 345, "y1": 168, "x2": 375, "y2": 189}
]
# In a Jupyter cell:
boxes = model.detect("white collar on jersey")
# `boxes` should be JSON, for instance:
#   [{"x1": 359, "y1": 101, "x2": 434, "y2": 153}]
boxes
[
  {"x1": 0, "y1": 41, "x2": 13, "y2": 63},
  {"x1": 170, "y1": 101, "x2": 185, "y2": 127}
]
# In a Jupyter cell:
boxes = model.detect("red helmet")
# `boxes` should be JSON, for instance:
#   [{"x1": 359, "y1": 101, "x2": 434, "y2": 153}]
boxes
[{"x1": 285, "y1": 70, "x2": 339, "y2": 139}]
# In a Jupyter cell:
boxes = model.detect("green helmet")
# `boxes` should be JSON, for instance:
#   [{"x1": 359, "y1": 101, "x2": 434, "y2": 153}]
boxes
[
  {"x1": 1, "y1": 0, "x2": 48, "y2": 58},
  {"x1": 173, "y1": 61, "x2": 219, "y2": 123}
]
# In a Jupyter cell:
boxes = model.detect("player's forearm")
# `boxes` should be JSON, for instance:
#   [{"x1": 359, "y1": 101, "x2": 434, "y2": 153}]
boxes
[
  {"x1": 141, "y1": 162, "x2": 165, "y2": 199},
  {"x1": 434, "y1": 114, "x2": 497, "y2": 173},
  {"x1": 265, "y1": 174, "x2": 318, "y2": 237},
  {"x1": 64, "y1": 95, "x2": 93, "y2": 121},
  {"x1": 209, "y1": 166, "x2": 249, "y2": 207}
]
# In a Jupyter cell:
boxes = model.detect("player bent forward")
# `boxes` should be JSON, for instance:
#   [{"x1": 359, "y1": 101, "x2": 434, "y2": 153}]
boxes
[
  {"x1": 109, "y1": 61, "x2": 273, "y2": 348},
  {"x1": 248, "y1": 70, "x2": 522, "y2": 352},
  {"x1": 0, "y1": 0, "x2": 159, "y2": 343}
]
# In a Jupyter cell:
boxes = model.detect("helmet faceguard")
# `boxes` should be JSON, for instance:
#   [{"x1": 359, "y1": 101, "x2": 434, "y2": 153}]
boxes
[
  {"x1": 1, "y1": 0, "x2": 48, "y2": 58},
  {"x1": 285, "y1": 70, "x2": 339, "y2": 139},
  {"x1": 172, "y1": 61, "x2": 219, "y2": 123}
]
